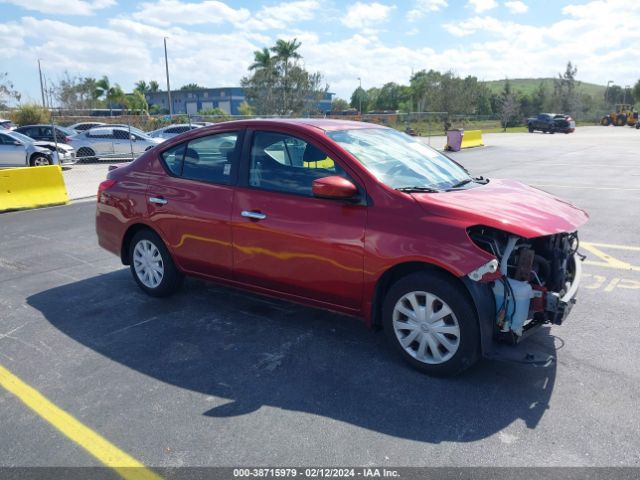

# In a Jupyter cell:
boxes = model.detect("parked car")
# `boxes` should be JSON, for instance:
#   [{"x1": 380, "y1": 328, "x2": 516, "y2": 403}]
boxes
[
  {"x1": 147, "y1": 124, "x2": 201, "y2": 140},
  {"x1": 0, "y1": 130, "x2": 62, "y2": 167},
  {"x1": 15, "y1": 124, "x2": 76, "y2": 143},
  {"x1": 70, "y1": 126, "x2": 162, "y2": 161},
  {"x1": 527, "y1": 113, "x2": 575, "y2": 134},
  {"x1": 68, "y1": 122, "x2": 106, "y2": 132},
  {"x1": 96, "y1": 119, "x2": 588, "y2": 376},
  {"x1": 32, "y1": 140, "x2": 77, "y2": 165},
  {"x1": 552, "y1": 114, "x2": 576, "y2": 133},
  {"x1": 0, "y1": 118, "x2": 16, "y2": 130}
]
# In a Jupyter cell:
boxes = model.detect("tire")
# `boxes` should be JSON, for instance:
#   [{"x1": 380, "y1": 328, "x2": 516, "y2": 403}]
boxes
[
  {"x1": 615, "y1": 115, "x2": 626, "y2": 127},
  {"x1": 549, "y1": 128, "x2": 555, "y2": 134},
  {"x1": 600, "y1": 116, "x2": 611, "y2": 126},
  {"x1": 129, "y1": 229, "x2": 183, "y2": 297},
  {"x1": 528, "y1": 125, "x2": 534, "y2": 133},
  {"x1": 382, "y1": 271, "x2": 480, "y2": 376},
  {"x1": 636, "y1": 123, "x2": 640, "y2": 130},
  {"x1": 30, "y1": 154, "x2": 51, "y2": 166},
  {"x1": 77, "y1": 147, "x2": 96, "y2": 162}
]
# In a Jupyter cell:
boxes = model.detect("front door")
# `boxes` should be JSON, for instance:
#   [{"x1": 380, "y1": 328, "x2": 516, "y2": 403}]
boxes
[
  {"x1": 0, "y1": 133, "x2": 26, "y2": 166},
  {"x1": 231, "y1": 130, "x2": 366, "y2": 309}
]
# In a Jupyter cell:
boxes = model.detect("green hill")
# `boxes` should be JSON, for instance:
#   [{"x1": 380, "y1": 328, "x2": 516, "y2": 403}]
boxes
[{"x1": 482, "y1": 78, "x2": 605, "y2": 98}]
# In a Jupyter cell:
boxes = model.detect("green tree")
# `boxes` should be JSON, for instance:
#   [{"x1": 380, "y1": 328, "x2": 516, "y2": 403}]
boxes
[
  {"x1": 531, "y1": 82, "x2": 547, "y2": 113},
  {"x1": 331, "y1": 97, "x2": 350, "y2": 112},
  {"x1": 149, "y1": 80, "x2": 160, "y2": 92},
  {"x1": 0, "y1": 72, "x2": 21, "y2": 108},
  {"x1": 242, "y1": 39, "x2": 327, "y2": 116},
  {"x1": 633, "y1": 79, "x2": 640, "y2": 104},
  {"x1": 238, "y1": 101, "x2": 254, "y2": 116},
  {"x1": 350, "y1": 87, "x2": 368, "y2": 113},
  {"x1": 553, "y1": 61, "x2": 578, "y2": 113},
  {"x1": 126, "y1": 90, "x2": 148, "y2": 113},
  {"x1": 95, "y1": 76, "x2": 126, "y2": 116},
  {"x1": 134, "y1": 80, "x2": 150, "y2": 94},
  {"x1": 270, "y1": 38, "x2": 302, "y2": 113},
  {"x1": 180, "y1": 83, "x2": 205, "y2": 91}
]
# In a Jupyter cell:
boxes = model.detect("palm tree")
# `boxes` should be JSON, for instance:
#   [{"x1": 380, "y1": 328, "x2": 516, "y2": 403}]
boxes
[
  {"x1": 95, "y1": 76, "x2": 126, "y2": 116},
  {"x1": 149, "y1": 80, "x2": 160, "y2": 92},
  {"x1": 134, "y1": 80, "x2": 149, "y2": 94},
  {"x1": 270, "y1": 38, "x2": 302, "y2": 113},
  {"x1": 249, "y1": 48, "x2": 274, "y2": 71}
]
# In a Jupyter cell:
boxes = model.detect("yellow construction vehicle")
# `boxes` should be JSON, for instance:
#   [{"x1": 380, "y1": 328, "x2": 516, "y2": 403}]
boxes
[{"x1": 600, "y1": 104, "x2": 639, "y2": 127}]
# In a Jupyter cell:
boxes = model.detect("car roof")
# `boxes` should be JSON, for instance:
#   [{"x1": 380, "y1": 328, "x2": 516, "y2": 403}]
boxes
[{"x1": 197, "y1": 118, "x2": 386, "y2": 133}]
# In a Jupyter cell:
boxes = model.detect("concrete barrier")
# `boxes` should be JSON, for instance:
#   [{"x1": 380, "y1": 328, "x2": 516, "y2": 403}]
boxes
[
  {"x1": 461, "y1": 130, "x2": 484, "y2": 149},
  {"x1": 0, "y1": 165, "x2": 69, "y2": 212}
]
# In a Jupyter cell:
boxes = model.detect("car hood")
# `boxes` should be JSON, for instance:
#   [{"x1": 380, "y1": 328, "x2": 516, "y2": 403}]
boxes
[{"x1": 412, "y1": 178, "x2": 588, "y2": 238}]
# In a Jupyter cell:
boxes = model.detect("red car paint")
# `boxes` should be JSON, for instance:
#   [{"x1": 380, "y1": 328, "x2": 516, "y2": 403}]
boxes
[{"x1": 96, "y1": 119, "x2": 588, "y2": 325}]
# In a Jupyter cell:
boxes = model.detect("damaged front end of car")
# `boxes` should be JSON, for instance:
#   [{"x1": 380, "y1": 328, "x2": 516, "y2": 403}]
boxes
[{"x1": 466, "y1": 225, "x2": 584, "y2": 345}]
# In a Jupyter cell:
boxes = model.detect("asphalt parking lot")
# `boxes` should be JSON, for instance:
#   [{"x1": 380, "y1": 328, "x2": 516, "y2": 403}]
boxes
[{"x1": 1, "y1": 126, "x2": 639, "y2": 474}]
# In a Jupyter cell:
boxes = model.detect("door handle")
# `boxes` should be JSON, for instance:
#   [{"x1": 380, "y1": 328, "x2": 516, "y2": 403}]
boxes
[
  {"x1": 149, "y1": 196, "x2": 168, "y2": 205},
  {"x1": 241, "y1": 210, "x2": 267, "y2": 220}
]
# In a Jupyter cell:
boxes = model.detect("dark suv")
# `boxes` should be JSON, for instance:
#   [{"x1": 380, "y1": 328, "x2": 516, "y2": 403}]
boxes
[{"x1": 527, "y1": 113, "x2": 575, "y2": 134}]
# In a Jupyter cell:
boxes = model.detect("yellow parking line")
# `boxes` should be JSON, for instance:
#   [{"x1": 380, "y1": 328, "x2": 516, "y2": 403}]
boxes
[
  {"x1": 0, "y1": 364, "x2": 161, "y2": 480},
  {"x1": 583, "y1": 242, "x2": 640, "y2": 252}
]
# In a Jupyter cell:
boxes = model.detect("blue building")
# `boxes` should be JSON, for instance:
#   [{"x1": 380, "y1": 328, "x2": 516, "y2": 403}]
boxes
[{"x1": 146, "y1": 87, "x2": 333, "y2": 115}]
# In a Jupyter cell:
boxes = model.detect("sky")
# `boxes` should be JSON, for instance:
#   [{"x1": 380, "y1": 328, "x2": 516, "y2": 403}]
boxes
[{"x1": 1, "y1": 0, "x2": 639, "y2": 104}]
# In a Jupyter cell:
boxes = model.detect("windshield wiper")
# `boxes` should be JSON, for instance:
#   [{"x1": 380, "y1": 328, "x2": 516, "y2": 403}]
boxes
[
  {"x1": 396, "y1": 186, "x2": 442, "y2": 193},
  {"x1": 448, "y1": 176, "x2": 489, "y2": 190}
]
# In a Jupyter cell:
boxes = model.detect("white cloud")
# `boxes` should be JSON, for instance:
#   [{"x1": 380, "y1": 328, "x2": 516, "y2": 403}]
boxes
[
  {"x1": 0, "y1": 0, "x2": 115, "y2": 15},
  {"x1": 342, "y1": 2, "x2": 396, "y2": 29},
  {"x1": 132, "y1": 0, "x2": 250, "y2": 27},
  {"x1": 406, "y1": 0, "x2": 447, "y2": 22},
  {"x1": 443, "y1": 16, "x2": 505, "y2": 36},
  {"x1": 242, "y1": 0, "x2": 321, "y2": 31},
  {"x1": 467, "y1": 0, "x2": 498, "y2": 13},
  {"x1": 504, "y1": 1, "x2": 527, "y2": 14}
]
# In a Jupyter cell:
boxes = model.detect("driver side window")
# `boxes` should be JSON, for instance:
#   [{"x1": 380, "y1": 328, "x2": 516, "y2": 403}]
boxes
[{"x1": 249, "y1": 131, "x2": 348, "y2": 196}]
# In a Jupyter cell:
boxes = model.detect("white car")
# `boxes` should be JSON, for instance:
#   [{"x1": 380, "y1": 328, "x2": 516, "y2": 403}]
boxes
[
  {"x1": 68, "y1": 122, "x2": 106, "y2": 132},
  {"x1": 0, "y1": 118, "x2": 16, "y2": 131},
  {"x1": 69, "y1": 126, "x2": 163, "y2": 161},
  {"x1": 33, "y1": 141, "x2": 77, "y2": 165},
  {"x1": 0, "y1": 130, "x2": 65, "y2": 167},
  {"x1": 147, "y1": 123, "x2": 201, "y2": 140}
]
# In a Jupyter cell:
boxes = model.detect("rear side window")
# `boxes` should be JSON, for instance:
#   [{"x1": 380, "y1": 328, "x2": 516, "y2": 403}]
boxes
[{"x1": 160, "y1": 132, "x2": 238, "y2": 184}]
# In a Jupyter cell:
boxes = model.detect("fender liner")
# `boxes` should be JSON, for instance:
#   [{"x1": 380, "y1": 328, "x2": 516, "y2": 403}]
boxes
[{"x1": 462, "y1": 278, "x2": 496, "y2": 356}]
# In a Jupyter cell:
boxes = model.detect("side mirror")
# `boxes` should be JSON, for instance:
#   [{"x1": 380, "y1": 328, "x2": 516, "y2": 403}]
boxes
[
  {"x1": 312, "y1": 176, "x2": 359, "y2": 201},
  {"x1": 130, "y1": 135, "x2": 136, "y2": 141},
  {"x1": 13, "y1": 140, "x2": 22, "y2": 146}
]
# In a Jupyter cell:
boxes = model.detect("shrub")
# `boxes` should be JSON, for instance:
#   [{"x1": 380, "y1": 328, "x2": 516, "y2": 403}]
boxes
[{"x1": 11, "y1": 104, "x2": 50, "y2": 125}]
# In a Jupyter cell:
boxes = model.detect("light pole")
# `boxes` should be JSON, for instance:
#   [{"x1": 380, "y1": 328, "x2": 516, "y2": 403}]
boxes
[
  {"x1": 164, "y1": 37, "x2": 173, "y2": 116},
  {"x1": 38, "y1": 59, "x2": 46, "y2": 108},
  {"x1": 604, "y1": 80, "x2": 613, "y2": 107},
  {"x1": 624, "y1": 85, "x2": 630, "y2": 105},
  {"x1": 357, "y1": 77, "x2": 362, "y2": 115}
]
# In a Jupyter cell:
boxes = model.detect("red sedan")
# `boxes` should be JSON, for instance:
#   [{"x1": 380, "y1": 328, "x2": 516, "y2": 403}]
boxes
[{"x1": 96, "y1": 119, "x2": 588, "y2": 375}]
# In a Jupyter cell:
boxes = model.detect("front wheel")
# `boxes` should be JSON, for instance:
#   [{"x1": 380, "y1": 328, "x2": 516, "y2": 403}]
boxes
[
  {"x1": 528, "y1": 125, "x2": 534, "y2": 133},
  {"x1": 382, "y1": 272, "x2": 479, "y2": 376},
  {"x1": 30, "y1": 154, "x2": 51, "y2": 166},
  {"x1": 129, "y1": 229, "x2": 183, "y2": 297}
]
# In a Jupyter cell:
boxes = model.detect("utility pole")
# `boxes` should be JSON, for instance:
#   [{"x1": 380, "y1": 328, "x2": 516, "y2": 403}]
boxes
[
  {"x1": 38, "y1": 59, "x2": 46, "y2": 108},
  {"x1": 357, "y1": 77, "x2": 362, "y2": 115},
  {"x1": 164, "y1": 37, "x2": 173, "y2": 116},
  {"x1": 604, "y1": 80, "x2": 613, "y2": 106}
]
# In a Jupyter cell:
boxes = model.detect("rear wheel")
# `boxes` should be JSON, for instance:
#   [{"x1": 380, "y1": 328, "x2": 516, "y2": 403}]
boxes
[
  {"x1": 600, "y1": 116, "x2": 611, "y2": 126},
  {"x1": 30, "y1": 154, "x2": 51, "y2": 166},
  {"x1": 382, "y1": 271, "x2": 479, "y2": 376},
  {"x1": 615, "y1": 115, "x2": 626, "y2": 126},
  {"x1": 129, "y1": 229, "x2": 183, "y2": 297},
  {"x1": 77, "y1": 147, "x2": 96, "y2": 162}
]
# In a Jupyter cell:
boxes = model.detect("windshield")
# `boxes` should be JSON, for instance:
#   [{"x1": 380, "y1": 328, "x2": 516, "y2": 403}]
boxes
[
  {"x1": 327, "y1": 128, "x2": 470, "y2": 190},
  {"x1": 7, "y1": 131, "x2": 35, "y2": 144}
]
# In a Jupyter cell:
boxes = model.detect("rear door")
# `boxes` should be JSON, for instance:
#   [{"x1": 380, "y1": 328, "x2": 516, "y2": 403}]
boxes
[
  {"x1": 86, "y1": 128, "x2": 115, "y2": 158},
  {"x1": 146, "y1": 129, "x2": 242, "y2": 278},
  {"x1": 230, "y1": 129, "x2": 367, "y2": 309}
]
